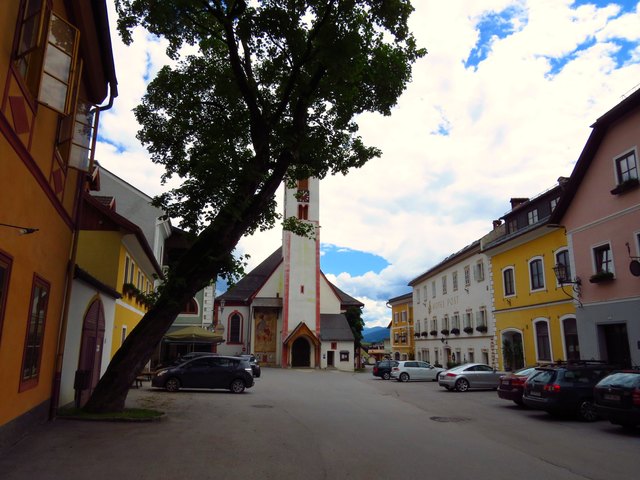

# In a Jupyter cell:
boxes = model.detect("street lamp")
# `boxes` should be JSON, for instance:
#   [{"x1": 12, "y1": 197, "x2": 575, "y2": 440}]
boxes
[
  {"x1": 552, "y1": 263, "x2": 582, "y2": 307},
  {"x1": 0, "y1": 222, "x2": 38, "y2": 235}
]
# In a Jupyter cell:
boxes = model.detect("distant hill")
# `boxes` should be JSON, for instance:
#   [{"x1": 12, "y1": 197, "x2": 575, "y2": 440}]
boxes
[{"x1": 362, "y1": 326, "x2": 389, "y2": 344}]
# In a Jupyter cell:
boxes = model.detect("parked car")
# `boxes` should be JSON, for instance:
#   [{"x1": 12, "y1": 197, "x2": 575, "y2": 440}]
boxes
[
  {"x1": 497, "y1": 366, "x2": 539, "y2": 405},
  {"x1": 241, "y1": 354, "x2": 261, "y2": 378},
  {"x1": 438, "y1": 363, "x2": 505, "y2": 392},
  {"x1": 522, "y1": 361, "x2": 615, "y2": 421},
  {"x1": 391, "y1": 361, "x2": 445, "y2": 382},
  {"x1": 152, "y1": 355, "x2": 254, "y2": 393},
  {"x1": 171, "y1": 351, "x2": 217, "y2": 365},
  {"x1": 594, "y1": 370, "x2": 640, "y2": 429},
  {"x1": 373, "y1": 360, "x2": 398, "y2": 380}
]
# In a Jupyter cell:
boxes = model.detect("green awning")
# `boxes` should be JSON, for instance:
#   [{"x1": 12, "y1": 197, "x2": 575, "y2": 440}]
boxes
[{"x1": 164, "y1": 326, "x2": 224, "y2": 343}]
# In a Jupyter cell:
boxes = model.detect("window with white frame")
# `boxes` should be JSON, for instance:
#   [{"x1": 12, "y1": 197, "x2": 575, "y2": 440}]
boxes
[
  {"x1": 529, "y1": 257, "x2": 545, "y2": 291},
  {"x1": 503, "y1": 267, "x2": 515, "y2": 296},
  {"x1": 464, "y1": 266, "x2": 470, "y2": 286},
  {"x1": 452, "y1": 313, "x2": 460, "y2": 330},
  {"x1": 393, "y1": 312, "x2": 399, "y2": 324},
  {"x1": 452, "y1": 271, "x2": 458, "y2": 291},
  {"x1": 615, "y1": 150, "x2": 638, "y2": 184},
  {"x1": 464, "y1": 311, "x2": 473, "y2": 329},
  {"x1": 550, "y1": 197, "x2": 559, "y2": 211},
  {"x1": 527, "y1": 209, "x2": 539, "y2": 225},
  {"x1": 401, "y1": 311, "x2": 407, "y2": 323},
  {"x1": 431, "y1": 281, "x2": 436, "y2": 298},
  {"x1": 415, "y1": 288, "x2": 420, "y2": 304},
  {"x1": 534, "y1": 320, "x2": 552, "y2": 362},
  {"x1": 422, "y1": 285, "x2": 427, "y2": 302},
  {"x1": 442, "y1": 275, "x2": 447, "y2": 295},
  {"x1": 442, "y1": 315, "x2": 449, "y2": 331},
  {"x1": 416, "y1": 319, "x2": 421, "y2": 334},
  {"x1": 475, "y1": 308, "x2": 487, "y2": 327},
  {"x1": 593, "y1": 243, "x2": 613, "y2": 274},
  {"x1": 431, "y1": 317, "x2": 437, "y2": 332},
  {"x1": 555, "y1": 249, "x2": 571, "y2": 284},
  {"x1": 474, "y1": 261, "x2": 485, "y2": 282}
]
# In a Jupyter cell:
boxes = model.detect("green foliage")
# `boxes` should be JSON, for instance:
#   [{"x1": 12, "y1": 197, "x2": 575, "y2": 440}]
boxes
[
  {"x1": 115, "y1": 0, "x2": 425, "y2": 252},
  {"x1": 282, "y1": 216, "x2": 316, "y2": 239},
  {"x1": 344, "y1": 306, "x2": 365, "y2": 348}
]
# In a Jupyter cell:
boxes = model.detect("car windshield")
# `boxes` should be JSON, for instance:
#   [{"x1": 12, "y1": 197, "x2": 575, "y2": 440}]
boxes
[{"x1": 597, "y1": 372, "x2": 640, "y2": 388}]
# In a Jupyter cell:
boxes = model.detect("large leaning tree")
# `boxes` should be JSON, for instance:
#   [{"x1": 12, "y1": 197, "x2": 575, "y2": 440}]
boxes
[{"x1": 84, "y1": 0, "x2": 424, "y2": 413}]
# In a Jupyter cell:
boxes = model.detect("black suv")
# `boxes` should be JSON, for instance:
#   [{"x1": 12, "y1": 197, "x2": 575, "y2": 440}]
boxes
[
  {"x1": 594, "y1": 370, "x2": 640, "y2": 429},
  {"x1": 373, "y1": 360, "x2": 398, "y2": 380},
  {"x1": 152, "y1": 355, "x2": 254, "y2": 393},
  {"x1": 522, "y1": 361, "x2": 616, "y2": 421}
]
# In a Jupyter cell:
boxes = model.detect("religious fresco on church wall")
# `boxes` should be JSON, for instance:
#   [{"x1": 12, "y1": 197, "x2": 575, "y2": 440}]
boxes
[{"x1": 254, "y1": 308, "x2": 278, "y2": 364}]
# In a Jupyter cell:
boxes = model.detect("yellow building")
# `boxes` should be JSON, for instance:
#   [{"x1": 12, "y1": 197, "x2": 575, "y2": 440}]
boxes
[
  {"x1": 0, "y1": 0, "x2": 116, "y2": 446},
  {"x1": 388, "y1": 293, "x2": 414, "y2": 360},
  {"x1": 76, "y1": 193, "x2": 163, "y2": 358},
  {"x1": 482, "y1": 183, "x2": 577, "y2": 371}
]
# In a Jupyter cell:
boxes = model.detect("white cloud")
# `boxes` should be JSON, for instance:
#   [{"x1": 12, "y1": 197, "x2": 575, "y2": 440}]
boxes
[{"x1": 98, "y1": 1, "x2": 640, "y2": 328}]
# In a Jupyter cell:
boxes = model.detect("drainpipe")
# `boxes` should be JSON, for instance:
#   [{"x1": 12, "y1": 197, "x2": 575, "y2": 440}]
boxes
[{"x1": 50, "y1": 79, "x2": 118, "y2": 418}]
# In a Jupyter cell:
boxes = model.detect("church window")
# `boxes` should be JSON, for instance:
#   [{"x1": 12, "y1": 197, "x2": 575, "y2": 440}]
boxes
[
  {"x1": 228, "y1": 312, "x2": 242, "y2": 344},
  {"x1": 297, "y1": 204, "x2": 308, "y2": 219}
]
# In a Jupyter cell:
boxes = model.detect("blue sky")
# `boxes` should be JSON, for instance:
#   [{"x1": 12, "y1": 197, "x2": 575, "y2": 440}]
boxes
[{"x1": 97, "y1": 1, "x2": 640, "y2": 327}]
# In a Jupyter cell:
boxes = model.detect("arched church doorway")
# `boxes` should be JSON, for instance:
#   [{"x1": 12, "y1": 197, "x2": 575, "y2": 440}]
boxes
[
  {"x1": 502, "y1": 330, "x2": 524, "y2": 371},
  {"x1": 291, "y1": 337, "x2": 311, "y2": 367}
]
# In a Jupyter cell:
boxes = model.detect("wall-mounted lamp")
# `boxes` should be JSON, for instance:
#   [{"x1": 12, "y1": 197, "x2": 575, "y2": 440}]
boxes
[
  {"x1": 0, "y1": 222, "x2": 39, "y2": 235},
  {"x1": 219, "y1": 298, "x2": 226, "y2": 315},
  {"x1": 552, "y1": 263, "x2": 582, "y2": 307}
]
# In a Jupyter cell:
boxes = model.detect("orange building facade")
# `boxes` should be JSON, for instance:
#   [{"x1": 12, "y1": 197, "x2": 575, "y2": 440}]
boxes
[{"x1": 0, "y1": 0, "x2": 116, "y2": 448}]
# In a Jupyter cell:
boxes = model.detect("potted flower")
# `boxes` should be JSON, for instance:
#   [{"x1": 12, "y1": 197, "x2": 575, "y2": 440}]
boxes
[
  {"x1": 450, "y1": 328, "x2": 460, "y2": 335},
  {"x1": 589, "y1": 270, "x2": 615, "y2": 283},
  {"x1": 421, "y1": 331, "x2": 429, "y2": 337},
  {"x1": 476, "y1": 325, "x2": 488, "y2": 333},
  {"x1": 463, "y1": 326, "x2": 474, "y2": 334},
  {"x1": 430, "y1": 329, "x2": 438, "y2": 336},
  {"x1": 610, "y1": 177, "x2": 639, "y2": 195},
  {"x1": 440, "y1": 329, "x2": 450, "y2": 336},
  {"x1": 414, "y1": 332, "x2": 421, "y2": 338},
  {"x1": 122, "y1": 282, "x2": 137, "y2": 297}
]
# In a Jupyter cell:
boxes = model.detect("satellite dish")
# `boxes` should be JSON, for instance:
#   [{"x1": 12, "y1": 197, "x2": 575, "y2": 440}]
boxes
[{"x1": 630, "y1": 260, "x2": 640, "y2": 277}]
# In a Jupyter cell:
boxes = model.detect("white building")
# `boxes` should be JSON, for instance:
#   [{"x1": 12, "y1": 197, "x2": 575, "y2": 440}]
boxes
[
  {"x1": 214, "y1": 178, "x2": 362, "y2": 371},
  {"x1": 409, "y1": 240, "x2": 497, "y2": 368}
]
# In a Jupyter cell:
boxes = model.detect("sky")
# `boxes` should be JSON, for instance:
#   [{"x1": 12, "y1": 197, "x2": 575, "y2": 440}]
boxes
[{"x1": 96, "y1": 0, "x2": 640, "y2": 328}]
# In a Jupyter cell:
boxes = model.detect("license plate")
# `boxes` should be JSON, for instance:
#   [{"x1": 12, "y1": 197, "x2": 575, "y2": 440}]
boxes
[
  {"x1": 603, "y1": 394, "x2": 620, "y2": 401},
  {"x1": 529, "y1": 391, "x2": 541, "y2": 397},
  {"x1": 501, "y1": 379, "x2": 510, "y2": 385}
]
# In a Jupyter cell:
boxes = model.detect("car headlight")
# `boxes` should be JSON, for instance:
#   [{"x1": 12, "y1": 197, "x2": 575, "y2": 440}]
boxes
[{"x1": 156, "y1": 369, "x2": 168, "y2": 377}]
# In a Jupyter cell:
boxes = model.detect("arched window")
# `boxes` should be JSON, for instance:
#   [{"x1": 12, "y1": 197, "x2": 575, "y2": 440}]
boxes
[
  {"x1": 529, "y1": 257, "x2": 545, "y2": 291},
  {"x1": 502, "y1": 267, "x2": 515, "y2": 297},
  {"x1": 555, "y1": 249, "x2": 572, "y2": 284},
  {"x1": 228, "y1": 312, "x2": 243, "y2": 344},
  {"x1": 533, "y1": 319, "x2": 552, "y2": 362},
  {"x1": 181, "y1": 298, "x2": 198, "y2": 315}
]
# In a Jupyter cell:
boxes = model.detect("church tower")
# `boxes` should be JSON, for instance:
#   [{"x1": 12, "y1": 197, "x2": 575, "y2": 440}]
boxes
[{"x1": 281, "y1": 177, "x2": 321, "y2": 367}]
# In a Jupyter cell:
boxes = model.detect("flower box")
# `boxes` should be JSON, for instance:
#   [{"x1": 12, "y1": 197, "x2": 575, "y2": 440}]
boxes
[
  {"x1": 429, "y1": 330, "x2": 438, "y2": 336},
  {"x1": 450, "y1": 328, "x2": 460, "y2": 335},
  {"x1": 476, "y1": 325, "x2": 488, "y2": 333},
  {"x1": 420, "y1": 332, "x2": 429, "y2": 337},
  {"x1": 589, "y1": 271, "x2": 615, "y2": 283},
  {"x1": 610, "y1": 177, "x2": 639, "y2": 195},
  {"x1": 440, "y1": 329, "x2": 450, "y2": 336},
  {"x1": 463, "y1": 327, "x2": 474, "y2": 334}
]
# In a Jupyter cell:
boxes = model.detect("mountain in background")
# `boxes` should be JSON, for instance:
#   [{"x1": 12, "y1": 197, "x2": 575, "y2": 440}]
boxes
[{"x1": 362, "y1": 326, "x2": 389, "y2": 344}]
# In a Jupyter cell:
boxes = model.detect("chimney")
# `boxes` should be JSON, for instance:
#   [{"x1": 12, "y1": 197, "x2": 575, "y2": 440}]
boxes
[
  {"x1": 557, "y1": 176, "x2": 569, "y2": 187},
  {"x1": 492, "y1": 220, "x2": 502, "y2": 229},
  {"x1": 510, "y1": 197, "x2": 529, "y2": 210}
]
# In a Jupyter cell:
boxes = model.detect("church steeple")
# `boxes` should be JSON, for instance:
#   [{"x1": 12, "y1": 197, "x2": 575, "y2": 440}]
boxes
[{"x1": 281, "y1": 177, "x2": 321, "y2": 365}]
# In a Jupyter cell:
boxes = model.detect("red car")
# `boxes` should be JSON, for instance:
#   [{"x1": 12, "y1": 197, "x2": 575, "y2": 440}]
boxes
[{"x1": 497, "y1": 367, "x2": 538, "y2": 405}]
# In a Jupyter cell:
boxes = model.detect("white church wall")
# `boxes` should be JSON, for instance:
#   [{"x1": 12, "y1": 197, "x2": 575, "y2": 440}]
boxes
[
  {"x1": 255, "y1": 263, "x2": 284, "y2": 298},
  {"x1": 216, "y1": 306, "x2": 251, "y2": 356},
  {"x1": 319, "y1": 277, "x2": 341, "y2": 314}
]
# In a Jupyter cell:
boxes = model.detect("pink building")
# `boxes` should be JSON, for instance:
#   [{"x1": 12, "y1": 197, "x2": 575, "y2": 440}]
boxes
[{"x1": 551, "y1": 88, "x2": 640, "y2": 368}]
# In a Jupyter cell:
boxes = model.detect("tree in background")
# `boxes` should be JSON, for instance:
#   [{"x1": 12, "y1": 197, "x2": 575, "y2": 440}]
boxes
[
  {"x1": 84, "y1": 0, "x2": 424, "y2": 413},
  {"x1": 345, "y1": 306, "x2": 365, "y2": 349}
]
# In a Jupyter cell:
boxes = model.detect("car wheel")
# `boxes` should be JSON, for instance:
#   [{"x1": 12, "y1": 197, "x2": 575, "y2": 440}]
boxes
[
  {"x1": 230, "y1": 378, "x2": 246, "y2": 394},
  {"x1": 165, "y1": 377, "x2": 180, "y2": 393},
  {"x1": 455, "y1": 378, "x2": 470, "y2": 392},
  {"x1": 577, "y1": 399, "x2": 598, "y2": 422},
  {"x1": 382, "y1": 372, "x2": 391, "y2": 380},
  {"x1": 399, "y1": 372, "x2": 410, "y2": 382},
  {"x1": 434, "y1": 373, "x2": 440, "y2": 382}
]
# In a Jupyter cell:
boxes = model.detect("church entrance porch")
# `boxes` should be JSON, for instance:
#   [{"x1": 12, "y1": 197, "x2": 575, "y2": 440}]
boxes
[{"x1": 292, "y1": 338, "x2": 311, "y2": 367}]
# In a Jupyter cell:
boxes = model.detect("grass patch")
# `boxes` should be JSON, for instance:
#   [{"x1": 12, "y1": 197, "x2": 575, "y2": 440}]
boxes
[{"x1": 57, "y1": 407, "x2": 164, "y2": 422}]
